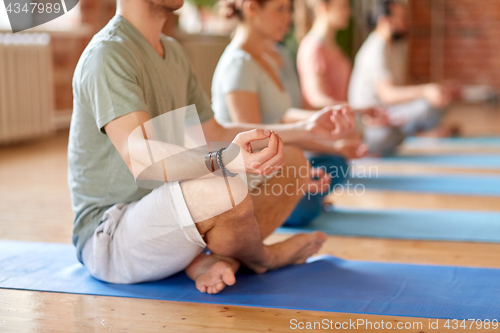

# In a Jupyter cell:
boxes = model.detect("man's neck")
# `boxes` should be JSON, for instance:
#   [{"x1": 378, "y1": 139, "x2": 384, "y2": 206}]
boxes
[
  {"x1": 117, "y1": 1, "x2": 168, "y2": 57},
  {"x1": 374, "y1": 26, "x2": 391, "y2": 44}
]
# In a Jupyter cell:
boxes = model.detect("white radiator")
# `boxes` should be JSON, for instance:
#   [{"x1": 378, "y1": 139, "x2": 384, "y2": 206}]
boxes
[{"x1": 0, "y1": 33, "x2": 54, "y2": 144}]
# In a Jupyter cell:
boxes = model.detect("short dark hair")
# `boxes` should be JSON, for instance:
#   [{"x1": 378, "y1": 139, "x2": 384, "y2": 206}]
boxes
[{"x1": 367, "y1": 0, "x2": 396, "y2": 30}]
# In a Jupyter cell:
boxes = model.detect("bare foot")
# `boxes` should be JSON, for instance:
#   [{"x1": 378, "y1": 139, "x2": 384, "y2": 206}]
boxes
[
  {"x1": 248, "y1": 231, "x2": 328, "y2": 273},
  {"x1": 185, "y1": 253, "x2": 241, "y2": 294}
]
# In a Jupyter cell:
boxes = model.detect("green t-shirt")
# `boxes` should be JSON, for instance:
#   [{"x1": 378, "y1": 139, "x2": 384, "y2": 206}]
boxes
[{"x1": 68, "y1": 15, "x2": 214, "y2": 263}]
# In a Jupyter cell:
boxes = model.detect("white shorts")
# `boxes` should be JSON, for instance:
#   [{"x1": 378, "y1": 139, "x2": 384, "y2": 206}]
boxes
[{"x1": 81, "y1": 181, "x2": 207, "y2": 284}]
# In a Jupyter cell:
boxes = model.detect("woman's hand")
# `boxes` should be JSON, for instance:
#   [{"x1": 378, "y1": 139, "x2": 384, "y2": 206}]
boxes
[
  {"x1": 223, "y1": 129, "x2": 284, "y2": 175},
  {"x1": 303, "y1": 105, "x2": 356, "y2": 142}
]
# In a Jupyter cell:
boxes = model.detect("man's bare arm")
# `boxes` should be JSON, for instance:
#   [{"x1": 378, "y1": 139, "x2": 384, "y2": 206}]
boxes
[
  {"x1": 377, "y1": 78, "x2": 450, "y2": 107},
  {"x1": 104, "y1": 111, "x2": 209, "y2": 183},
  {"x1": 104, "y1": 111, "x2": 285, "y2": 184}
]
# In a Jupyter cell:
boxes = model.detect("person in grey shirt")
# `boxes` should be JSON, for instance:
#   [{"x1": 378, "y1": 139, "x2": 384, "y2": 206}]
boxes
[
  {"x1": 68, "y1": 0, "x2": 356, "y2": 293},
  {"x1": 349, "y1": 0, "x2": 456, "y2": 155}
]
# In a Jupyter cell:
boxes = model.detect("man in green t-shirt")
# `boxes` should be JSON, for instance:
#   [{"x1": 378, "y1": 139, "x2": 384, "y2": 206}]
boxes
[{"x1": 69, "y1": 0, "x2": 355, "y2": 294}]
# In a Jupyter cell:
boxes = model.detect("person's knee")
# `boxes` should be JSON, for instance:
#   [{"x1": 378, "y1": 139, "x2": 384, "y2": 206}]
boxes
[
  {"x1": 310, "y1": 155, "x2": 349, "y2": 187},
  {"x1": 423, "y1": 107, "x2": 445, "y2": 131},
  {"x1": 231, "y1": 194, "x2": 255, "y2": 221},
  {"x1": 416, "y1": 101, "x2": 443, "y2": 123},
  {"x1": 402, "y1": 99, "x2": 444, "y2": 134},
  {"x1": 364, "y1": 125, "x2": 405, "y2": 157},
  {"x1": 284, "y1": 193, "x2": 323, "y2": 227},
  {"x1": 209, "y1": 194, "x2": 255, "y2": 228},
  {"x1": 328, "y1": 156, "x2": 349, "y2": 187},
  {"x1": 203, "y1": 195, "x2": 257, "y2": 256}
]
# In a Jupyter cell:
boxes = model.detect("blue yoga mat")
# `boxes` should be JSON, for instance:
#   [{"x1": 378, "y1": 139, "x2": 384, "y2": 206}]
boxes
[
  {"x1": 1, "y1": 240, "x2": 499, "y2": 320},
  {"x1": 405, "y1": 136, "x2": 500, "y2": 148},
  {"x1": 389, "y1": 154, "x2": 500, "y2": 168},
  {"x1": 355, "y1": 154, "x2": 500, "y2": 169},
  {"x1": 350, "y1": 174, "x2": 500, "y2": 197},
  {"x1": 278, "y1": 208, "x2": 500, "y2": 242}
]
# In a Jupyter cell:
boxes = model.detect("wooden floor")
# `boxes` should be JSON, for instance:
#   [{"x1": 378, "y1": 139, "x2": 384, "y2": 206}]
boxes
[{"x1": 1, "y1": 104, "x2": 500, "y2": 332}]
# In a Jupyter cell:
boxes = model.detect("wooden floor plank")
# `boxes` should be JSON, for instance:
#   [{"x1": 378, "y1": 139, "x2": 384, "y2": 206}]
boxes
[{"x1": 0, "y1": 289, "x2": 488, "y2": 333}]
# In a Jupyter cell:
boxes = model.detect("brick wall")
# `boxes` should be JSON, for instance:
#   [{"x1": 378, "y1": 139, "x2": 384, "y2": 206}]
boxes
[
  {"x1": 52, "y1": 34, "x2": 92, "y2": 113},
  {"x1": 409, "y1": 0, "x2": 500, "y2": 89}
]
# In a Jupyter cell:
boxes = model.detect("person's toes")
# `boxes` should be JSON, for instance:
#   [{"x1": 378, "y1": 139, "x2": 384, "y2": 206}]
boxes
[
  {"x1": 195, "y1": 262, "x2": 237, "y2": 295},
  {"x1": 222, "y1": 267, "x2": 236, "y2": 286},
  {"x1": 209, "y1": 281, "x2": 224, "y2": 294},
  {"x1": 197, "y1": 283, "x2": 207, "y2": 293},
  {"x1": 313, "y1": 231, "x2": 327, "y2": 243},
  {"x1": 215, "y1": 281, "x2": 226, "y2": 293}
]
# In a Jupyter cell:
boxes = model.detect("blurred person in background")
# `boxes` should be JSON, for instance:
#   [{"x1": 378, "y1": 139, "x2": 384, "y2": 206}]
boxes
[
  {"x1": 349, "y1": 0, "x2": 459, "y2": 145},
  {"x1": 212, "y1": 0, "x2": 364, "y2": 227},
  {"x1": 295, "y1": 0, "x2": 403, "y2": 156}
]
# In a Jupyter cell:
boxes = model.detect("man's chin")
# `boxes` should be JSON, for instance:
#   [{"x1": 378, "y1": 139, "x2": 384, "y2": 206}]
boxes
[
  {"x1": 168, "y1": 1, "x2": 184, "y2": 11},
  {"x1": 150, "y1": 0, "x2": 184, "y2": 13}
]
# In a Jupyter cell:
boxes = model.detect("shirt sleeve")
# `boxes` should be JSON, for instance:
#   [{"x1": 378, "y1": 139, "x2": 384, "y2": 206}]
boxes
[
  {"x1": 300, "y1": 43, "x2": 328, "y2": 75},
  {"x1": 79, "y1": 42, "x2": 149, "y2": 133},
  {"x1": 219, "y1": 54, "x2": 259, "y2": 94},
  {"x1": 297, "y1": 39, "x2": 329, "y2": 103},
  {"x1": 371, "y1": 45, "x2": 392, "y2": 84}
]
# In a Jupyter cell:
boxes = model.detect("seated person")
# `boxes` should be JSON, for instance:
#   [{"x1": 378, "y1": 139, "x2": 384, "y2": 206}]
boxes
[
  {"x1": 296, "y1": 0, "x2": 351, "y2": 107},
  {"x1": 212, "y1": 0, "x2": 365, "y2": 227},
  {"x1": 296, "y1": 0, "x2": 402, "y2": 156},
  {"x1": 349, "y1": 0, "x2": 455, "y2": 152},
  {"x1": 69, "y1": 0, "x2": 356, "y2": 294}
]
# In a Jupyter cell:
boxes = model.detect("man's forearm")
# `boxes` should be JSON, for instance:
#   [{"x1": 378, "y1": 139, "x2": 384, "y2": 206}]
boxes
[
  {"x1": 129, "y1": 140, "x2": 210, "y2": 185},
  {"x1": 377, "y1": 82, "x2": 425, "y2": 105},
  {"x1": 129, "y1": 138, "x2": 243, "y2": 188}
]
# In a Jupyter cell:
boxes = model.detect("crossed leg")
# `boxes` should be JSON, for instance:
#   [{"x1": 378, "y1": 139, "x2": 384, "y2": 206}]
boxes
[{"x1": 180, "y1": 146, "x2": 327, "y2": 293}]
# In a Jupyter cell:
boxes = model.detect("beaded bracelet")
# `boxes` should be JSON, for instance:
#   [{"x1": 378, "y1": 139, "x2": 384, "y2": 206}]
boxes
[{"x1": 217, "y1": 148, "x2": 238, "y2": 177}]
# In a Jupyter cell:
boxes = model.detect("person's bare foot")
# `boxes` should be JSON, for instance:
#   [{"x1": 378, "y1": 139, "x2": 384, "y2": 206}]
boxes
[
  {"x1": 185, "y1": 253, "x2": 240, "y2": 294},
  {"x1": 248, "y1": 231, "x2": 328, "y2": 273}
]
